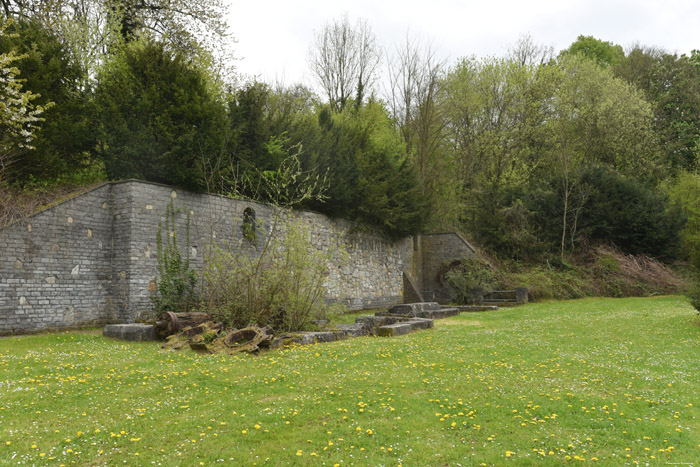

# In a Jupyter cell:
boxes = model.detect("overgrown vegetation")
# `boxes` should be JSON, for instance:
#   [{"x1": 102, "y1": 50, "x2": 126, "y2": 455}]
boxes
[
  {"x1": 443, "y1": 255, "x2": 498, "y2": 302},
  {"x1": 201, "y1": 219, "x2": 347, "y2": 331},
  {"x1": 152, "y1": 200, "x2": 198, "y2": 315},
  {"x1": 445, "y1": 245, "x2": 685, "y2": 303},
  {"x1": 153, "y1": 148, "x2": 345, "y2": 333}
]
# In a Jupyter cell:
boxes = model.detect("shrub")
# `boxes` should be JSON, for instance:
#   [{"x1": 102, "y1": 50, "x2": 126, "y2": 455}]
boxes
[
  {"x1": 201, "y1": 217, "x2": 347, "y2": 331},
  {"x1": 686, "y1": 282, "x2": 700, "y2": 312},
  {"x1": 444, "y1": 256, "x2": 498, "y2": 304},
  {"x1": 576, "y1": 168, "x2": 685, "y2": 259},
  {"x1": 668, "y1": 171, "x2": 700, "y2": 270}
]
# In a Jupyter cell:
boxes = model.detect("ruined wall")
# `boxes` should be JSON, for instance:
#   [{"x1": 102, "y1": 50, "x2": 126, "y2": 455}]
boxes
[
  {"x1": 0, "y1": 184, "x2": 121, "y2": 334},
  {"x1": 0, "y1": 181, "x2": 415, "y2": 333}
]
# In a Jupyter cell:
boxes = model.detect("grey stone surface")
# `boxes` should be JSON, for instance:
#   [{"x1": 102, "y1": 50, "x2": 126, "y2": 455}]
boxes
[
  {"x1": 376, "y1": 318, "x2": 433, "y2": 337},
  {"x1": 377, "y1": 323, "x2": 414, "y2": 337},
  {"x1": 282, "y1": 331, "x2": 348, "y2": 346},
  {"x1": 335, "y1": 322, "x2": 371, "y2": 337},
  {"x1": 1, "y1": 180, "x2": 481, "y2": 334},
  {"x1": 387, "y1": 302, "x2": 442, "y2": 317},
  {"x1": 515, "y1": 287, "x2": 529, "y2": 304},
  {"x1": 103, "y1": 324, "x2": 155, "y2": 341},
  {"x1": 414, "y1": 233, "x2": 476, "y2": 303}
]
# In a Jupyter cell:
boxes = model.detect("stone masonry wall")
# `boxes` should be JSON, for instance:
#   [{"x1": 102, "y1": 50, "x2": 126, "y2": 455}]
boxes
[
  {"x1": 418, "y1": 233, "x2": 475, "y2": 303},
  {"x1": 0, "y1": 181, "x2": 416, "y2": 333},
  {"x1": 0, "y1": 184, "x2": 120, "y2": 334},
  {"x1": 123, "y1": 181, "x2": 414, "y2": 319}
]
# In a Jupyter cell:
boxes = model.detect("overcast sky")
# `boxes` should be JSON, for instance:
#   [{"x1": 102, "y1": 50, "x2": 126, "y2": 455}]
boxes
[{"x1": 226, "y1": 0, "x2": 700, "y2": 88}]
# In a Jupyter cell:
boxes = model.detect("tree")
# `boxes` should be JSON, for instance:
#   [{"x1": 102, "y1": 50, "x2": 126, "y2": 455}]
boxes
[
  {"x1": 508, "y1": 33, "x2": 554, "y2": 67},
  {"x1": 0, "y1": 19, "x2": 96, "y2": 182},
  {"x1": 542, "y1": 55, "x2": 657, "y2": 256},
  {"x1": 308, "y1": 14, "x2": 381, "y2": 112},
  {"x1": 560, "y1": 35, "x2": 624, "y2": 67},
  {"x1": 95, "y1": 38, "x2": 227, "y2": 190},
  {"x1": 386, "y1": 34, "x2": 451, "y2": 227},
  {"x1": 303, "y1": 101, "x2": 427, "y2": 238},
  {"x1": 442, "y1": 56, "x2": 544, "y2": 191},
  {"x1": 615, "y1": 47, "x2": 700, "y2": 172},
  {"x1": 668, "y1": 171, "x2": 700, "y2": 269},
  {"x1": 0, "y1": 19, "x2": 47, "y2": 185},
  {"x1": 1, "y1": 0, "x2": 234, "y2": 84}
]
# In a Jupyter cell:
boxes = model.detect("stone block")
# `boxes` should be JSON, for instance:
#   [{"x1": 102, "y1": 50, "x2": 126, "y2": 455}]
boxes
[
  {"x1": 406, "y1": 318, "x2": 434, "y2": 330},
  {"x1": 103, "y1": 324, "x2": 156, "y2": 341},
  {"x1": 336, "y1": 322, "x2": 370, "y2": 337},
  {"x1": 376, "y1": 318, "x2": 433, "y2": 337},
  {"x1": 278, "y1": 331, "x2": 347, "y2": 346},
  {"x1": 377, "y1": 323, "x2": 414, "y2": 337}
]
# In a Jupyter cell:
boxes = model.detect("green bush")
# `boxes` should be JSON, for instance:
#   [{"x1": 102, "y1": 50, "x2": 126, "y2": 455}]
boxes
[
  {"x1": 668, "y1": 171, "x2": 700, "y2": 270},
  {"x1": 444, "y1": 256, "x2": 498, "y2": 304},
  {"x1": 687, "y1": 282, "x2": 700, "y2": 312}
]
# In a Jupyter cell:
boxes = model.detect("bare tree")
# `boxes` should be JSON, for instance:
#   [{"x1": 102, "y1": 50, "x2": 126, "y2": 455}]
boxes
[
  {"x1": 508, "y1": 33, "x2": 554, "y2": 67},
  {"x1": 386, "y1": 33, "x2": 453, "y2": 227},
  {"x1": 308, "y1": 14, "x2": 381, "y2": 111}
]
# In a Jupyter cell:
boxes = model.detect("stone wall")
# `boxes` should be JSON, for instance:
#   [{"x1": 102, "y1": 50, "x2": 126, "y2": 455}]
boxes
[
  {"x1": 0, "y1": 184, "x2": 119, "y2": 334},
  {"x1": 0, "y1": 180, "x2": 478, "y2": 334},
  {"x1": 416, "y1": 233, "x2": 475, "y2": 303},
  {"x1": 121, "y1": 181, "x2": 414, "y2": 318},
  {"x1": 0, "y1": 181, "x2": 416, "y2": 333}
]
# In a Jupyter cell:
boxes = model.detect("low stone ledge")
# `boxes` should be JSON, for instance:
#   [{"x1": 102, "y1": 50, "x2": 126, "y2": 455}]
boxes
[
  {"x1": 335, "y1": 322, "x2": 371, "y2": 337},
  {"x1": 456, "y1": 305, "x2": 499, "y2": 312},
  {"x1": 414, "y1": 307, "x2": 460, "y2": 319},
  {"x1": 103, "y1": 324, "x2": 156, "y2": 341},
  {"x1": 387, "y1": 302, "x2": 441, "y2": 317},
  {"x1": 277, "y1": 331, "x2": 348, "y2": 346},
  {"x1": 377, "y1": 318, "x2": 433, "y2": 337},
  {"x1": 406, "y1": 318, "x2": 434, "y2": 330},
  {"x1": 377, "y1": 323, "x2": 415, "y2": 337}
]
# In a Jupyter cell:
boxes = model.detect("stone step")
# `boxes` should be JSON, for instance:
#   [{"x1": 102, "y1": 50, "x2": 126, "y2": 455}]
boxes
[
  {"x1": 335, "y1": 322, "x2": 371, "y2": 337},
  {"x1": 103, "y1": 324, "x2": 156, "y2": 341},
  {"x1": 376, "y1": 318, "x2": 433, "y2": 337},
  {"x1": 414, "y1": 307, "x2": 460, "y2": 319},
  {"x1": 387, "y1": 302, "x2": 441, "y2": 316}
]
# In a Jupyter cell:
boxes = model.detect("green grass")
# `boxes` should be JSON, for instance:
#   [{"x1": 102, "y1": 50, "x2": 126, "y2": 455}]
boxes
[{"x1": 1, "y1": 296, "x2": 699, "y2": 465}]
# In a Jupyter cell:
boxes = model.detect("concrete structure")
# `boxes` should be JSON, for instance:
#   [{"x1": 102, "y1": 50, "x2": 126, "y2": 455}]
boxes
[{"x1": 0, "y1": 180, "x2": 474, "y2": 334}]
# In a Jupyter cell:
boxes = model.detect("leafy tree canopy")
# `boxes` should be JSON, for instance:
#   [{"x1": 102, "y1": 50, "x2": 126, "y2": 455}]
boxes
[{"x1": 95, "y1": 38, "x2": 227, "y2": 191}]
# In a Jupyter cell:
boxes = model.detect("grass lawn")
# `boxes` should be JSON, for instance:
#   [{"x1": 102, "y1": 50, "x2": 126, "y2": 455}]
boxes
[{"x1": 1, "y1": 296, "x2": 699, "y2": 466}]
